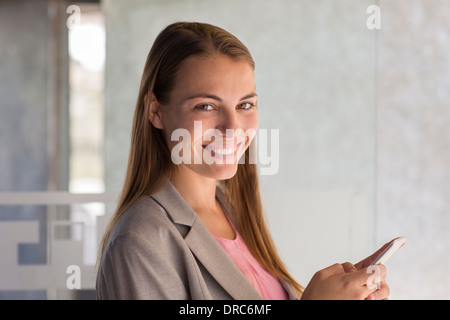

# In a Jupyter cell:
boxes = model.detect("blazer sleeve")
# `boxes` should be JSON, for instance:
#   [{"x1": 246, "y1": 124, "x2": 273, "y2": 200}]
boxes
[{"x1": 96, "y1": 231, "x2": 190, "y2": 300}]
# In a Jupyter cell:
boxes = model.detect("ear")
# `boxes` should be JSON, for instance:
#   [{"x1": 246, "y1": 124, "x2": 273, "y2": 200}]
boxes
[{"x1": 145, "y1": 93, "x2": 164, "y2": 129}]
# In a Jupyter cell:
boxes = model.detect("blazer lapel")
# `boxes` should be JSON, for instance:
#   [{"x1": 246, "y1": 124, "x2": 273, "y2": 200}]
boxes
[
  {"x1": 151, "y1": 181, "x2": 262, "y2": 300},
  {"x1": 185, "y1": 217, "x2": 262, "y2": 300}
]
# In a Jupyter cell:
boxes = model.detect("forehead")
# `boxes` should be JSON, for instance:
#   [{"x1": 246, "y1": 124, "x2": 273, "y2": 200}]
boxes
[{"x1": 172, "y1": 54, "x2": 256, "y2": 100}]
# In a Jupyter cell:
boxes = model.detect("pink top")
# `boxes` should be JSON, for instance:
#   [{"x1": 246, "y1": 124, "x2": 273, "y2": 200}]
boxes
[{"x1": 214, "y1": 232, "x2": 289, "y2": 300}]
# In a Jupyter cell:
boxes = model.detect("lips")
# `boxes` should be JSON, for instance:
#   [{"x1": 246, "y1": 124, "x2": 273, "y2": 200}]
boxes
[{"x1": 202, "y1": 141, "x2": 243, "y2": 157}]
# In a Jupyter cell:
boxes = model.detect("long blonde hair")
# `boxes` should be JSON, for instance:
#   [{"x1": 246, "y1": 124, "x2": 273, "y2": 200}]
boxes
[{"x1": 99, "y1": 21, "x2": 303, "y2": 296}]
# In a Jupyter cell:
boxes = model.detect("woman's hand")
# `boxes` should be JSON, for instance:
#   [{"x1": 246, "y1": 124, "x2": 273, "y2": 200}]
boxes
[
  {"x1": 300, "y1": 239, "x2": 397, "y2": 300},
  {"x1": 300, "y1": 262, "x2": 389, "y2": 300}
]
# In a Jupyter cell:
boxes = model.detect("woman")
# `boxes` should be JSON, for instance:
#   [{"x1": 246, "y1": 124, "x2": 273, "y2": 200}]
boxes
[{"x1": 96, "y1": 21, "x2": 390, "y2": 300}]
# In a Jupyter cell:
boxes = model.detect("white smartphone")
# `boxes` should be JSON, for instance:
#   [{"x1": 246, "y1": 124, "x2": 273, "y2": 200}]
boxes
[{"x1": 370, "y1": 236, "x2": 406, "y2": 265}]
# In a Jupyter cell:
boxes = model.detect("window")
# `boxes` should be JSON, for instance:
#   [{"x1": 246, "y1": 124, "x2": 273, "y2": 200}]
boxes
[{"x1": 0, "y1": 1, "x2": 112, "y2": 300}]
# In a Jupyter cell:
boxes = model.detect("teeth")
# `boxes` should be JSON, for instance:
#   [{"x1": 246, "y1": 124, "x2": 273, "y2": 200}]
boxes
[{"x1": 205, "y1": 145, "x2": 237, "y2": 156}]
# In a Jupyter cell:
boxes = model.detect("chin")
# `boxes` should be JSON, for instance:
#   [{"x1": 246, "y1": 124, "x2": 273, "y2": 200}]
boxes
[
  {"x1": 203, "y1": 163, "x2": 239, "y2": 181},
  {"x1": 216, "y1": 165, "x2": 239, "y2": 181}
]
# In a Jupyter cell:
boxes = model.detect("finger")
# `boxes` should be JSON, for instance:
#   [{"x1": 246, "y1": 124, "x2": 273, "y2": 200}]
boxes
[
  {"x1": 345, "y1": 267, "x2": 375, "y2": 284},
  {"x1": 338, "y1": 270, "x2": 380, "y2": 300},
  {"x1": 365, "y1": 264, "x2": 387, "y2": 288},
  {"x1": 339, "y1": 265, "x2": 388, "y2": 300},
  {"x1": 344, "y1": 265, "x2": 387, "y2": 288},
  {"x1": 367, "y1": 281, "x2": 390, "y2": 300},
  {"x1": 341, "y1": 262, "x2": 357, "y2": 273}
]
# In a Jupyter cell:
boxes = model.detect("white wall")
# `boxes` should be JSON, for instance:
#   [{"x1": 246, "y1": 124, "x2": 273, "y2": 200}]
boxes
[{"x1": 376, "y1": 0, "x2": 450, "y2": 299}]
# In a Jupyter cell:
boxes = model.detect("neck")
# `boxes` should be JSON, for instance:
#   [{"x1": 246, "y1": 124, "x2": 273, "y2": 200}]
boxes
[{"x1": 169, "y1": 166, "x2": 218, "y2": 212}]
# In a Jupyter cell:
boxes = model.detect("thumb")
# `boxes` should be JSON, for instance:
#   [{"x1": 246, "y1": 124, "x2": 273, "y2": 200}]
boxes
[{"x1": 341, "y1": 262, "x2": 357, "y2": 273}]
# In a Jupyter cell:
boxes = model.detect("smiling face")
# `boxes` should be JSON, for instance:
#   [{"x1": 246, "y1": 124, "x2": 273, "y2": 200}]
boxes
[{"x1": 153, "y1": 53, "x2": 258, "y2": 180}]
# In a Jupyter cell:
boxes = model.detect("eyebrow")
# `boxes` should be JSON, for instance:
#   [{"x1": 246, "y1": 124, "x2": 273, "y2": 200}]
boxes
[{"x1": 183, "y1": 92, "x2": 257, "y2": 102}]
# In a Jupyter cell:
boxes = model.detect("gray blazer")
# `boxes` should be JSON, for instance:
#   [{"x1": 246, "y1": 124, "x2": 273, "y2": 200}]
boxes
[{"x1": 96, "y1": 181, "x2": 299, "y2": 300}]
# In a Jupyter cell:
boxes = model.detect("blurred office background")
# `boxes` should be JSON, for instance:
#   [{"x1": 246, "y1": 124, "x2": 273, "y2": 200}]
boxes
[{"x1": 0, "y1": 0, "x2": 448, "y2": 299}]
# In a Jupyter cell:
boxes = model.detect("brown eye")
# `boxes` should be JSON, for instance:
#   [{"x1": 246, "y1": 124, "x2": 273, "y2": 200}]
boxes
[
  {"x1": 196, "y1": 104, "x2": 214, "y2": 111},
  {"x1": 237, "y1": 102, "x2": 254, "y2": 110}
]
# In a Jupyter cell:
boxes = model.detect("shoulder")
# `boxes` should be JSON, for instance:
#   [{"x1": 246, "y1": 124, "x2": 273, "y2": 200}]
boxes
[
  {"x1": 96, "y1": 197, "x2": 192, "y2": 299},
  {"x1": 116, "y1": 197, "x2": 169, "y2": 232},
  {"x1": 105, "y1": 196, "x2": 185, "y2": 252}
]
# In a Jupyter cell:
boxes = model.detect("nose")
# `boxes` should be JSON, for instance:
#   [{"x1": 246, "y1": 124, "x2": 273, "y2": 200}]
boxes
[
  {"x1": 208, "y1": 109, "x2": 242, "y2": 148},
  {"x1": 217, "y1": 108, "x2": 240, "y2": 136}
]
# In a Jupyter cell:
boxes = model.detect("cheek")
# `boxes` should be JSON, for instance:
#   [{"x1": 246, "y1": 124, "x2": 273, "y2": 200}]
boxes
[
  {"x1": 164, "y1": 117, "x2": 209, "y2": 154},
  {"x1": 160, "y1": 110, "x2": 194, "y2": 144},
  {"x1": 190, "y1": 119, "x2": 216, "y2": 144},
  {"x1": 243, "y1": 113, "x2": 259, "y2": 141},
  {"x1": 250, "y1": 113, "x2": 259, "y2": 130}
]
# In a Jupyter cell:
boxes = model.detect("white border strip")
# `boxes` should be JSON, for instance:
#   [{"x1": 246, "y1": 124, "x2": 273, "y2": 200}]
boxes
[{"x1": 0, "y1": 192, "x2": 118, "y2": 205}]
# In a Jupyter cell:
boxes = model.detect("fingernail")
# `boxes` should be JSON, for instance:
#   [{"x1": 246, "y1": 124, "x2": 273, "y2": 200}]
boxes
[{"x1": 367, "y1": 294, "x2": 375, "y2": 300}]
